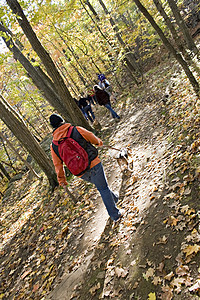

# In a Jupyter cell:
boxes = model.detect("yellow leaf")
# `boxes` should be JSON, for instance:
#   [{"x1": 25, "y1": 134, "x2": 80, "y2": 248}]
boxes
[
  {"x1": 183, "y1": 244, "x2": 200, "y2": 257},
  {"x1": 148, "y1": 292, "x2": 156, "y2": 300},
  {"x1": 41, "y1": 254, "x2": 46, "y2": 262}
]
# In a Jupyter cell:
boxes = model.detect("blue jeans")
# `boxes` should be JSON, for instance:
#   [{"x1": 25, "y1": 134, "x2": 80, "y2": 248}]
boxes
[
  {"x1": 80, "y1": 163, "x2": 120, "y2": 220},
  {"x1": 84, "y1": 105, "x2": 95, "y2": 123},
  {"x1": 104, "y1": 103, "x2": 119, "y2": 119}
]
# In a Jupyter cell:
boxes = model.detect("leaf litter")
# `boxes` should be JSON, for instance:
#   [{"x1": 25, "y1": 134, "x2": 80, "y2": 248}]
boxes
[{"x1": 0, "y1": 59, "x2": 200, "y2": 300}]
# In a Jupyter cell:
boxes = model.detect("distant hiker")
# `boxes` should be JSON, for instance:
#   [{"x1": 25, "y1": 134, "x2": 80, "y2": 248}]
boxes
[
  {"x1": 78, "y1": 96, "x2": 95, "y2": 123},
  {"x1": 98, "y1": 74, "x2": 115, "y2": 101},
  {"x1": 93, "y1": 85, "x2": 120, "y2": 121},
  {"x1": 73, "y1": 97, "x2": 88, "y2": 121},
  {"x1": 49, "y1": 113, "x2": 122, "y2": 221}
]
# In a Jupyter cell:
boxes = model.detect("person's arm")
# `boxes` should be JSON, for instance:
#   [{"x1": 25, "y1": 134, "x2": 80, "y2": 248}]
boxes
[
  {"x1": 76, "y1": 127, "x2": 103, "y2": 146},
  {"x1": 50, "y1": 145, "x2": 68, "y2": 186}
]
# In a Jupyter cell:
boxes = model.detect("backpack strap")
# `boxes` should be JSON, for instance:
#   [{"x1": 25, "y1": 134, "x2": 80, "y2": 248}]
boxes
[
  {"x1": 66, "y1": 126, "x2": 74, "y2": 138},
  {"x1": 52, "y1": 141, "x2": 62, "y2": 161}
]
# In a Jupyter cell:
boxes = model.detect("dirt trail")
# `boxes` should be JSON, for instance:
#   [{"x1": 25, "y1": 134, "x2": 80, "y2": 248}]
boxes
[
  {"x1": 47, "y1": 91, "x2": 200, "y2": 300},
  {"x1": 47, "y1": 169, "x2": 121, "y2": 300},
  {"x1": 47, "y1": 100, "x2": 168, "y2": 299}
]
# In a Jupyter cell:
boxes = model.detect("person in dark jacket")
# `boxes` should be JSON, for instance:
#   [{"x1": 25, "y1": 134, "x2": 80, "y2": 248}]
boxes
[
  {"x1": 78, "y1": 96, "x2": 95, "y2": 123},
  {"x1": 93, "y1": 85, "x2": 120, "y2": 120}
]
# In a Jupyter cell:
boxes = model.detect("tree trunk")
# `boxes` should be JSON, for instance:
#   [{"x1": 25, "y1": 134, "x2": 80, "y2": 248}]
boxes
[
  {"x1": 167, "y1": 0, "x2": 198, "y2": 53},
  {"x1": 86, "y1": 0, "x2": 100, "y2": 20},
  {"x1": 0, "y1": 161, "x2": 11, "y2": 181},
  {"x1": 0, "y1": 136, "x2": 17, "y2": 173},
  {"x1": 132, "y1": 0, "x2": 199, "y2": 96},
  {"x1": 80, "y1": 0, "x2": 113, "y2": 49},
  {"x1": 56, "y1": 61, "x2": 78, "y2": 96},
  {"x1": 59, "y1": 61, "x2": 82, "y2": 95},
  {"x1": 153, "y1": 0, "x2": 185, "y2": 54},
  {"x1": 0, "y1": 95, "x2": 58, "y2": 189},
  {"x1": 0, "y1": 132, "x2": 40, "y2": 179},
  {"x1": 6, "y1": 0, "x2": 92, "y2": 129},
  {"x1": 0, "y1": 26, "x2": 72, "y2": 122},
  {"x1": 97, "y1": 0, "x2": 141, "y2": 79}
]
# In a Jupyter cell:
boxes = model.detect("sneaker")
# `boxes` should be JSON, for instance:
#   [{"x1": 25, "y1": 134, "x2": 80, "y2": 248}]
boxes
[
  {"x1": 115, "y1": 116, "x2": 120, "y2": 122},
  {"x1": 113, "y1": 209, "x2": 125, "y2": 222}
]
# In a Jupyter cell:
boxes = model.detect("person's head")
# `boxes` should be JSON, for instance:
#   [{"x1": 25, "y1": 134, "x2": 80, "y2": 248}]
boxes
[
  {"x1": 93, "y1": 85, "x2": 101, "y2": 92},
  {"x1": 98, "y1": 74, "x2": 106, "y2": 82},
  {"x1": 49, "y1": 113, "x2": 65, "y2": 129}
]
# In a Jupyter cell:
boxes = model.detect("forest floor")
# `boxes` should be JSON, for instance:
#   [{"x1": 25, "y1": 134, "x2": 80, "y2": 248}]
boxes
[{"x1": 0, "y1": 51, "x2": 200, "y2": 300}]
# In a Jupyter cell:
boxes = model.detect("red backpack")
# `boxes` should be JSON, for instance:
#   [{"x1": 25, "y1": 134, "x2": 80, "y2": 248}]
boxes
[{"x1": 52, "y1": 126, "x2": 97, "y2": 176}]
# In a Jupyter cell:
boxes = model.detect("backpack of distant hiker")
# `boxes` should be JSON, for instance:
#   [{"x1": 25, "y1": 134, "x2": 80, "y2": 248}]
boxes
[{"x1": 52, "y1": 126, "x2": 98, "y2": 176}]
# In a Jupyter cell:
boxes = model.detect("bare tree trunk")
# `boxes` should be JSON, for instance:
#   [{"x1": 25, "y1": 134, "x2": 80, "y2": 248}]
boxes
[
  {"x1": 80, "y1": 0, "x2": 113, "y2": 48},
  {"x1": 0, "y1": 95, "x2": 58, "y2": 189},
  {"x1": 167, "y1": 0, "x2": 198, "y2": 53},
  {"x1": 18, "y1": 80, "x2": 51, "y2": 134},
  {"x1": 132, "y1": 0, "x2": 199, "y2": 96},
  {"x1": 56, "y1": 61, "x2": 78, "y2": 96}
]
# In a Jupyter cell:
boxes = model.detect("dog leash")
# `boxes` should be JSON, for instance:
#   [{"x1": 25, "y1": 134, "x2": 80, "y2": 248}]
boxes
[{"x1": 103, "y1": 145, "x2": 123, "y2": 152}]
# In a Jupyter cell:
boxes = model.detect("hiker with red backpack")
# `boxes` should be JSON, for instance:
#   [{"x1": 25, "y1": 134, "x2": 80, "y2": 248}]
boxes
[{"x1": 49, "y1": 113, "x2": 122, "y2": 222}]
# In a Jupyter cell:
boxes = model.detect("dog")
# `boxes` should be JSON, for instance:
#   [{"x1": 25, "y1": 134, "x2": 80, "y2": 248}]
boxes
[{"x1": 116, "y1": 147, "x2": 134, "y2": 173}]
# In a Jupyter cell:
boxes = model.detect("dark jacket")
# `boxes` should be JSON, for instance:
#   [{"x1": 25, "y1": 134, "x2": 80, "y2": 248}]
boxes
[
  {"x1": 95, "y1": 89, "x2": 110, "y2": 106},
  {"x1": 79, "y1": 97, "x2": 90, "y2": 109}
]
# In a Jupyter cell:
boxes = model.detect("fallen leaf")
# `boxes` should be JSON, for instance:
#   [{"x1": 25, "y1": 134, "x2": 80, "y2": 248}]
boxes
[
  {"x1": 115, "y1": 267, "x2": 129, "y2": 278},
  {"x1": 21, "y1": 268, "x2": 32, "y2": 279},
  {"x1": 41, "y1": 254, "x2": 46, "y2": 262},
  {"x1": 148, "y1": 292, "x2": 156, "y2": 300},
  {"x1": 161, "y1": 285, "x2": 173, "y2": 300},
  {"x1": 156, "y1": 235, "x2": 168, "y2": 244},
  {"x1": 32, "y1": 283, "x2": 40, "y2": 292},
  {"x1": 144, "y1": 267, "x2": 155, "y2": 279},
  {"x1": 175, "y1": 265, "x2": 189, "y2": 276},
  {"x1": 164, "y1": 271, "x2": 174, "y2": 281},
  {"x1": 152, "y1": 276, "x2": 161, "y2": 286},
  {"x1": 183, "y1": 244, "x2": 200, "y2": 257},
  {"x1": 89, "y1": 282, "x2": 101, "y2": 295},
  {"x1": 157, "y1": 262, "x2": 165, "y2": 273},
  {"x1": 189, "y1": 279, "x2": 200, "y2": 291}
]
